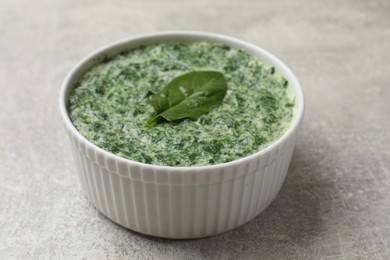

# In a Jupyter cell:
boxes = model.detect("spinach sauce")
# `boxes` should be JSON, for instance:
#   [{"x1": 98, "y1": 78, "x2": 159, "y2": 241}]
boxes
[{"x1": 68, "y1": 42, "x2": 294, "y2": 166}]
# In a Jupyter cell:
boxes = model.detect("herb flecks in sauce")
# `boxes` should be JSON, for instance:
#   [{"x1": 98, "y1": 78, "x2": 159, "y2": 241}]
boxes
[
  {"x1": 68, "y1": 42, "x2": 294, "y2": 166},
  {"x1": 145, "y1": 70, "x2": 228, "y2": 126}
]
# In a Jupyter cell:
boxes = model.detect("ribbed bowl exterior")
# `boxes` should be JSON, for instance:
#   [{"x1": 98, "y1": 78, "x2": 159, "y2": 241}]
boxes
[
  {"x1": 60, "y1": 31, "x2": 304, "y2": 239},
  {"x1": 64, "y1": 122, "x2": 298, "y2": 239}
]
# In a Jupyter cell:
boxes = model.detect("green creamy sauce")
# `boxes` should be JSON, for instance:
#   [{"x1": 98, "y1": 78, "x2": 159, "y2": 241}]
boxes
[{"x1": 69, "y1": 42, "x2": 294, "y2": 166}]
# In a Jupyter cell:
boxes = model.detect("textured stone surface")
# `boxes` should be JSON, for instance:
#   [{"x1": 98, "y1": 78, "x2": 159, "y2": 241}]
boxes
[{"x1": 1, "y1": 0, "x2": 390, "y2": 259}]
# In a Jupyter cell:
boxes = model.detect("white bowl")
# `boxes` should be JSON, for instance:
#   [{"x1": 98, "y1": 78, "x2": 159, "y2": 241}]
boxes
[{"x1": 59, "y1": 31, "x2": 304, "y2": 239}]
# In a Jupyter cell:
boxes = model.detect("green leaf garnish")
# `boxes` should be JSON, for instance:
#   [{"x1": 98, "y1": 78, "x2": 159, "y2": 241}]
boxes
[{"x1": 145, "y1": 71, "x2": 228, "y2": 126}]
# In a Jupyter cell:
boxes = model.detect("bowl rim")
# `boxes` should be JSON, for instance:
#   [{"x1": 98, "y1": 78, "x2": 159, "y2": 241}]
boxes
[{"x1": 59, "y1": 30, "x2": 304, "y2": 171}]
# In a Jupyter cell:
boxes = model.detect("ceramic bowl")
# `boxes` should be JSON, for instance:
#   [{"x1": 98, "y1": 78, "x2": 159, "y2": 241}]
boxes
[{"x1": 59, "y1": 31, "x2": 304, "y2": 239}]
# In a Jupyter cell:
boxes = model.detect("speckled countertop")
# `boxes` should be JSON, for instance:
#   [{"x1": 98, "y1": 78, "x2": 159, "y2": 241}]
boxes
[{"x1": 1, "y1": 0, "x2": 389, "y2": 259}]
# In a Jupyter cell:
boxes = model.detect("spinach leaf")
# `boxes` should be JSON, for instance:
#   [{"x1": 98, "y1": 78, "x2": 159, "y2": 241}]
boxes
[{"x1": 145, "y1": 71, "x2": 228, "y2": 126}]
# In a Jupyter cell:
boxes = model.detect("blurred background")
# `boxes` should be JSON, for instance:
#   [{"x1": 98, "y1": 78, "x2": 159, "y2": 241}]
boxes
[{"x1": 1, "y1": 0, "x2": 389, "y2": 259}]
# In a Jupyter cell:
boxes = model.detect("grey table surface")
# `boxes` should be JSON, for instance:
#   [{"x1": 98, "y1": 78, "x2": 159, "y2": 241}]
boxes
[{"x1": 1, "y1": 0, "x2": 390, "y2": 259}]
